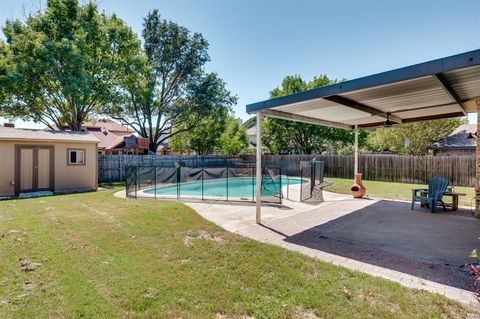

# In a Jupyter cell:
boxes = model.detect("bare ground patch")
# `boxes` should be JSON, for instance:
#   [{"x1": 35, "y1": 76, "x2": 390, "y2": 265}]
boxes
[
  {"x1": 183, "y1": 230, "x2": 226, "y2": 247},
  {"x1": 288, "y1": 308, "x2": 321, "y2": 319},
  {"x1": 215, "y1": 313, "x2": 255, "y2": 319},
  {"x1": 2, "y1": 229, "x2": 28, "y2": 243},
  {"x1": 19, "y1": 257, "x2": 41, "y2": 272}
]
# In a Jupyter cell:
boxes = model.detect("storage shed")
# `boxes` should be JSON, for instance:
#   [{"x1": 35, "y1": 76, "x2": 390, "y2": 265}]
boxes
[{"x1": 0, "y1": 127, "x2": 100, "y2": 197}]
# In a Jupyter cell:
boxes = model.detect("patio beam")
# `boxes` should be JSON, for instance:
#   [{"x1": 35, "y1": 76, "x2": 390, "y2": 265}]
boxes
[
  {"x1": 261, "y1": 109, "x2": 352, "y2": 130},
  {"x1": 324, "y1": 95, "x2": 403, "y2": 123},
  {"x1": 256, "y1": 111, "x2": 262, "y2": 224},
  {"x1": 432, "y1": 73, "x2": 468, "y2": 115},
  {"x1": 356, "y1": 111, "x2": 465, "y2": 128}
]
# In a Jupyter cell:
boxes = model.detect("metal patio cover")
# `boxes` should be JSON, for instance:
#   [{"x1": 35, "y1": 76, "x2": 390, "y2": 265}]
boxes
[{"x1": 246, "y1": 50, "x2": 480, "y2": 129}]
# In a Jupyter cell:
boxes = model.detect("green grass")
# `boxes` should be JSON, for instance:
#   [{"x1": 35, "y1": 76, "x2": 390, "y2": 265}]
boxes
[
  {"x1": 325, "y1": 177, "x2": 476, "y2": 208},
  {"x1": 0, "y1": 188, "x2": 478, "y2": 318}
]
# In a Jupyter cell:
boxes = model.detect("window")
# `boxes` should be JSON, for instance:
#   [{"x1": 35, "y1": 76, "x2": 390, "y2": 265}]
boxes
[{"x1": 68, "y1": 149, "x2": 85, "y2": 165}]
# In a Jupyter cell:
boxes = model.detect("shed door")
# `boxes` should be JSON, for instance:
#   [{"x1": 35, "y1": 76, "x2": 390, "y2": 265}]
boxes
[
  {"x1": 16, "y1": 146, "x2": 54, "y2": 194},
  {"x1": 19, "y1": 148, "x2": 34, "y2": 192},
  {"x1": 37, "y1": 148, "x2": 52, "y2": 190}
]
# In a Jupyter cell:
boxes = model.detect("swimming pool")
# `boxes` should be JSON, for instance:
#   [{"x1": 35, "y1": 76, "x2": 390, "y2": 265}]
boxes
[{"x1": 142, "y1": 176, "x2": 304, "y2": 200}]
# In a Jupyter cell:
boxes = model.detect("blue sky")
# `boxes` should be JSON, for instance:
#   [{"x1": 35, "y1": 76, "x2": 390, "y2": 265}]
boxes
[{"x1": 1, "y1": 0, "x2": 479, "y2": 127}]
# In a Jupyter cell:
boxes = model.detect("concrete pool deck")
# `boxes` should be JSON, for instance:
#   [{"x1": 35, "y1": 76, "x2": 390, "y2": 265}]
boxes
[
  {"x1": 185, "y1": 191, "x2": 352, "y2": 232},
  {"x1": 115, "y1": 189, "x2": 479, "y2": 304}
]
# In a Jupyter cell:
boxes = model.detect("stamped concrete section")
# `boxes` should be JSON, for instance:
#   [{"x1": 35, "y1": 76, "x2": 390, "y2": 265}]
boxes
[{"x1": 186, "y1": 192, "x2": 479, "y2": 305}]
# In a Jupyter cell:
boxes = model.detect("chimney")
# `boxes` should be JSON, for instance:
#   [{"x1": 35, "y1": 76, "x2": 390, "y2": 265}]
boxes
[{"x1": 3, "y1": 122, "x2": 14, "y2": 128}]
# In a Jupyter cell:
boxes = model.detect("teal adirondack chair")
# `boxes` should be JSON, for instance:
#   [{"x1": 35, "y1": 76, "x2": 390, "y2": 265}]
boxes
[{"x1": 411, "y1": 176, "x2": 449, "y2": 213}]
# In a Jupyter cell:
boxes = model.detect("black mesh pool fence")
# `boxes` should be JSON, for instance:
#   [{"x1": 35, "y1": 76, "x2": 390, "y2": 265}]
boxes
[{"x1": 125, "y1": 160, "x2": 324, "y2": 204}]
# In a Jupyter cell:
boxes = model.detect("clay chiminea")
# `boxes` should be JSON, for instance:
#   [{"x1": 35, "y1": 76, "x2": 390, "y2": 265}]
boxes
[{"x1": 351, "y1": 173, "x2": 366, "y2": 198}]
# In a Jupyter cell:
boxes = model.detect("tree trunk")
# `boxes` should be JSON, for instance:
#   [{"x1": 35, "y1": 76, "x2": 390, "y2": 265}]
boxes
[
  {"x1": 149, "y1": 141, "x2": 157, "y2": 153},
  {"x1": 68, "y1": 121, "x2": 83, "y2": 132}
]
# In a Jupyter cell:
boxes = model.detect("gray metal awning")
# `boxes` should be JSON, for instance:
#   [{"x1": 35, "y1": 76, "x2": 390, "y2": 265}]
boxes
[{"x1": 246, "y1": 49, "x2": 480, "y2": 129}]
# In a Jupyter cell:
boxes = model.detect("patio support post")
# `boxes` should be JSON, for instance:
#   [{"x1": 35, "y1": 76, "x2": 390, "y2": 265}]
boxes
[
  {"x1": 476, "y1": 100, "x2": 480, "y2": 218},
  {"x1": 256, "y1": 111, "x2": 262, "y2": 224},
  {"x1": 354, "y1": 125, "x2": 359, "y2": 175}
]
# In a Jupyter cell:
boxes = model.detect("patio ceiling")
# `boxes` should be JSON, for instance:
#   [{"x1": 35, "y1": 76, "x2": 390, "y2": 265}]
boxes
[{"x1": 246, "y1": 49, "x2": 480, "y2": 129}]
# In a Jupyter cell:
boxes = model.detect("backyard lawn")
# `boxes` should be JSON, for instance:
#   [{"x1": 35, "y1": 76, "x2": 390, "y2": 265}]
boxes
[
  {"x1": 0, "y1": 187, "x2": 478, "y2": 318},
  {"x1": 325, "y1": 178, "x2": 476, "y2": 208}
]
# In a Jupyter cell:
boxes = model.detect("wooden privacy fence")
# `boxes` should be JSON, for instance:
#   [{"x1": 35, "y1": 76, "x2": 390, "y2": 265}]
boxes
[
  {"x1": 99, "y1": 154, "x2": 476, "y2": 187},
  {"x1": 243, "y1": 154, "x2": 476, "y2": 187}
]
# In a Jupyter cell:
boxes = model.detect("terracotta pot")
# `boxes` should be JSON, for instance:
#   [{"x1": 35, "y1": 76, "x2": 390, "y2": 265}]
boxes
[{"x1": 351, "y1": 173, "x2": 366, "y2": 198}]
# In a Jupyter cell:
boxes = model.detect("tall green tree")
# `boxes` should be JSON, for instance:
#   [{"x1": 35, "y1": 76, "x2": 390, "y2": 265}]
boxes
[
  {"x1": 263, "y1": 75, "x2": 365, "y2": 154},
  {"x1": 107, "y1": 10, "x2": 236, "y2": 152},
  {"x1": 169, "y1": 108, "x2": 229, "y2": 155},
  {"x1": 366, "y1": 118, "x2": 466, "y2": 155},
  {"x1": 218, "y1": 116, "x2": 249, "y2": 155},
  {"x1": 0, "y1": 0, "x2": 139, "y2": 130}
]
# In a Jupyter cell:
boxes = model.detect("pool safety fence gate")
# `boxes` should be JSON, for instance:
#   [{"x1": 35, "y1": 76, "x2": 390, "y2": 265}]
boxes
[
  {"x1": 125, "y1": 160, "x2": 325, "y2": 204},
  {"x1": 300, "y1": 160, "x2": 325, "y2": 201}
]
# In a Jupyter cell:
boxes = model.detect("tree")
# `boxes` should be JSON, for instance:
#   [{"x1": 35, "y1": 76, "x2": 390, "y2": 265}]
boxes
[
  {"x1": 218, "y1": 116, "x2": 249, "y2": 155},
  {"x1": 107, "y1": 10, "x2": 236, "y2": 152},
  {"x1": 242, "y1": 116, "x2": 256, "y2": 129},
  {"x1": 366, "y1": 118, "x2": 466, "y2": 155},
  {"x1": 262, "y1": 75, "x2": 365, "y2": 154},
  {"x1": 0, "y1": 0, "x2": 139, "y2": 130},
  {"x1": 169, "y1": 108, "x2": 228, "y2": 155}
]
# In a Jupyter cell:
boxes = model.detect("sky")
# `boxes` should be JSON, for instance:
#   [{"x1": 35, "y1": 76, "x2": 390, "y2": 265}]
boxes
[{"x1": 0, "y1": 0, "x2": 479, "y2": 128}]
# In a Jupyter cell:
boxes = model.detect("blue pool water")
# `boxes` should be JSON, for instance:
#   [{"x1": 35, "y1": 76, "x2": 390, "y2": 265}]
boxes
[{"x1": 143, "y1": 176, "x2": 303, "y2": 199}]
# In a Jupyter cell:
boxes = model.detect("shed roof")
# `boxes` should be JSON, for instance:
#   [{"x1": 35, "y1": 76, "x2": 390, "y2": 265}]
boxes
[
  {"x1": 246, "y1": 49, "x2": 480, "y2": 129},
  {"x1": 432, "y1": 124, "x2": 476, "y2": 150},
  {"x1": 0, "y1": 127, "x2": 100, "y2": 143}
]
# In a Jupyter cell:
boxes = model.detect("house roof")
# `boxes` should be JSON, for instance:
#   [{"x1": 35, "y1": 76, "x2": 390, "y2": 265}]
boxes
[
  {"x1": 246, "y1": 49, "x2": 480, "y2": 129},
  {"x1": 89, "y1": 130, "x2": 126, "y2": 150},
  {"x1": 83, "y1": 119, "x2": 132, "y2": 133},
  {"x1": 432, "y1": 124, "x2": 476, "y2": 149},
  {"x1": 0, "y1": 127, "x2": 99, "y2": 143}
]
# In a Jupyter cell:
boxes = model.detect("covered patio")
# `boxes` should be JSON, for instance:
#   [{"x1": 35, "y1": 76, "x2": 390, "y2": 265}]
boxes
[{"x1": 246, "y1": 49, "x2": 480, "y2": 222}]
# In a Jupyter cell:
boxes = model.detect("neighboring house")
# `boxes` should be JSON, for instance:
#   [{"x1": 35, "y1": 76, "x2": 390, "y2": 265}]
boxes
[
  {"x1": 246, "y1": 126, "x2": 257, "y2": 148},
  {"x1": 156, "y1": 142, "x2": 180, "y2": 155},
  {"x1": 156, "y1": 134, "x2": 182, "y2": 155},
  {"x1": 82, "y1": 119, "x2": 133, "y2": 136},
  {"x1": 55, "y1": 119, "x2": 149, "y2": 155},
  {"x1": 432, "y1": 124, "x2": 476, "y2": 156},
  {"x1": 0, "y1": 125, "x2": 99, "y2": 197}
]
